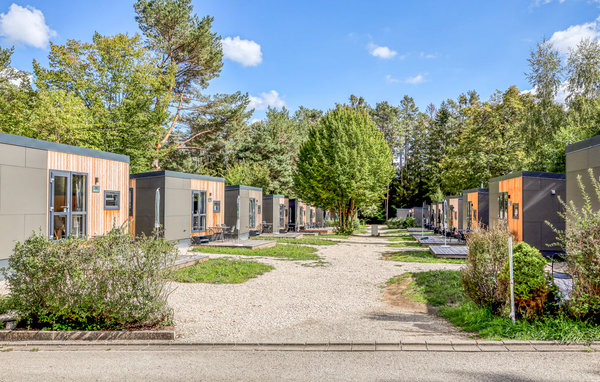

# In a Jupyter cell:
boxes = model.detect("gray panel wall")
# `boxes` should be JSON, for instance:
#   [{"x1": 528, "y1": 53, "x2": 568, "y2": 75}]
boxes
[
  {"x1": 396, "y1": 208, "x2": 410, "y2": 219},
  {"x1": 262, "y1": 197, "x2": 280, "y2": 232},
  {"x1": 566, "y1": 145, "x2": 600, "y2": 213},
  {"x1": 478, "y1": 193, "x2": 489, "y2": 228},
  {"x1": 225, "y1": 188, "x2": 250, "y2": 239},
  {"x1": 165, "y1": 176, "x2": 192, "y2": 241},
  {"x1": 0, "y1": 144, "x2": 48, "y2": 260},
  {"x1": 134, "y1": 176, "x2": 165, "y2": 238},
  {"x1": 488, "y1": 181, "x2": 500, "y2": 230},
  {"x1": 522, "y1": 177, "x2": 565, "y2": 252}
]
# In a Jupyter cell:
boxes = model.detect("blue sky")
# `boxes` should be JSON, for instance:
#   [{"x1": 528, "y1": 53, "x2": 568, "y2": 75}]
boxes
[{"x1": 2, "y1": 0, "x2": 600, "y2": 119}]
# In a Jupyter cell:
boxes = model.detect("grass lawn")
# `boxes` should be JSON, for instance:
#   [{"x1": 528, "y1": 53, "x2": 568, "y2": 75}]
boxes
[
  {"x1": 382, "y1": 250, "x2": 465, "y2": 264},
  {"x1": 171, "y1": 258, "x2": 274, "y2": 284},
  {"x1": 387, "y1": 270, "x2": 600, "y2": 342},
  {"x1": 319, "y1": 234, "x2": 350, "y2": 239},
  {"x1": 386, "y1": 241, "x2": 424, "y2": 248},
  {"x1": 251, "y1": 236, "x2": 337, "y2": 245},
  {"x1": 387, "y1": 236, "x2": 417, "y2": 241},
  {"x1": 192, "y1": 244, "x2": 320, "y2": 261}
]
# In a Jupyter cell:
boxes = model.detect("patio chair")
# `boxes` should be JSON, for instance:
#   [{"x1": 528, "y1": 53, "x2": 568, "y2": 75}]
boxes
[{"x1": 223, "y1": 225, "x2": 236, "y2": 240}]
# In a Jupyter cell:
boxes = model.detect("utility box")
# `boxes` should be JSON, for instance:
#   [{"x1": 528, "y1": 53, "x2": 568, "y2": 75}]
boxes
[{"x1": 371, "y1": 224, "x2": 378, "y2": 236}]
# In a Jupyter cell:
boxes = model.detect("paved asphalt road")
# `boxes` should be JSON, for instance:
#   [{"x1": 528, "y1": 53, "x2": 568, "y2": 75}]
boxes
[{"x1": 1, "y1": 349, "x2": 599, "y2": 381}]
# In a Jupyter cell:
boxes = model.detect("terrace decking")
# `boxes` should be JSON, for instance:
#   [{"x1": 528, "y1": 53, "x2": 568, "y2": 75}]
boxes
[
  {"x1": 260, "y1": 232, "x2": 304, "y2": 239},
  {"x1": 198, "y1": 240, "x2": 276, "y2": 250},
  {"x1": 299, "y1": 228, "x2": 335, "y2": 234},
  {"x1": 173, "y1": 254, "x2": 209, "y2": 270},
  {"x1": 429, "y1": 245, "x2": 468, "y2": 259},
  {"x1": 417, "y1": 236, "x2": 464, "y2": 246},
  {"x1": 407, "y1": 228, "x2": 431, "y2": 232}
]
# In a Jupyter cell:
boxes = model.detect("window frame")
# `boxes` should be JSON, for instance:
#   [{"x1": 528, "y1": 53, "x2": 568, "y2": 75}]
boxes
[
  {"x1": 104, "y1": 190, "x2": 120, "y2": 211},
  {"x1": 192, "y1": 190, "x2": 207, "y2": 233}
]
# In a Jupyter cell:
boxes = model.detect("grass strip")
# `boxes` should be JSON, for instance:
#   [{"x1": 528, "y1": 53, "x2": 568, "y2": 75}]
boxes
[
  {"x1": 382, "y1": 250, "x2": 465, "y2": 264},
  {"x1": 171, "y1": 258, "x2": 274, "y2": 284},
  {"x1": 252, "y1": 236, "x2": 337, "y2": 245},
  {"x1": 192, "y1": 244, "x2": 320, "y2": 261}
]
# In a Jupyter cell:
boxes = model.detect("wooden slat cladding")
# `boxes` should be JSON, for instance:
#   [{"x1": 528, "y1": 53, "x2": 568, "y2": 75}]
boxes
[
  {"x1": 248, "y1": 189, "x2": 263, "y2": 230},
  {"x1": 499, "y1": 177, "x2": 523, "y2": 241},
  {"x1": 190, "y1": 179, "x2": 225, "y2": 236},
  {"x1": 48, "y1": 151, "x2": 129, "y2": 237},
  {"x1": 467, "y1": 192, "x2": 478, "y2": 229}
]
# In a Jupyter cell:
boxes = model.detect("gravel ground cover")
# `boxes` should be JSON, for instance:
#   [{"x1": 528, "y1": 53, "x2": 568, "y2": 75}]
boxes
[{"x1": 169, "y1": 235, "x2": 467, "y2": 343}]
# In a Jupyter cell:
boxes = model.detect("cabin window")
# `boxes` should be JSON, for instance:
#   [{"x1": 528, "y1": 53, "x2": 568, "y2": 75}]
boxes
[
  {"x1": 512, "y1": 203, "x2": 519, "y2": 219},
  {"x1": 498, "y1": 192, "x2": 509, "y2": 219},
  {"x1": 213, "y1": 200, "x2": 221, "y2": 213},
  {"x1": 258, "y1": 204, "x2": 261, "y2": 214},
  {"x1": 249, "y1": 198, "x2": 256, "y2": 228},
  {"x1": 50, "y1": 171, "x2": 88, "y2": 239},
  {"x1": 129, "y1": 188, "x2": 134, "y2": 217},
  {"x1": 104, "y1": 190, "x2": 120, "y2": 211},
  {"x1": 192, "y1": 190, "x2": 206, "y2": 233},
  {"x1": 473, "y1": 209, "x2": 477, "y2": 220},
  {"x1": 310, "y1": 209, "x2": 314, "y2": 222},
  {"x1": 279, "y1": 204, "x2": 285, "y2": 226}
]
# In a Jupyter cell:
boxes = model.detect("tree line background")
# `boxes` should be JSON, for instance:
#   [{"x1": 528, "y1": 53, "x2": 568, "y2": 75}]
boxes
[{"x1": 1, "y1": 0, "x2": 600, "y2": 221}]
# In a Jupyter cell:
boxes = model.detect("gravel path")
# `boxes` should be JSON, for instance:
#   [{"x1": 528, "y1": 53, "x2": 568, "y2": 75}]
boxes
[{"x1": 169, "y1": 236, "x2": 468, "y2": 342}]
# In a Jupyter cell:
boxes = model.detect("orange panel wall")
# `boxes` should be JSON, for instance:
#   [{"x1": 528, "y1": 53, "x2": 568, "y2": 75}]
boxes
[
  {"x1": 190, "y1": 178, "x2": 225, "y2": 236},
  {"x1": 499, "y1": 177, "x2": 523, "y2": 241}
]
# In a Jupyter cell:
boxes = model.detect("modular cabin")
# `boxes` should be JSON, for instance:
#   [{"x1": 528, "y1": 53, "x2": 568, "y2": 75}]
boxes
[
  {"x1": 0, "y1": 132, "x2": 130, "y2": 266},
  {"x1": 315, "y1": 207, "x2": 325, "y2": 227},
  {"x1": 462, "y1": 188, "x2": 489, "y2": 230},
  {"x1": 411, "y1": 206, "x2": 428, "y2": 226},
  {"x1": 396, "y1": 208, "x2": 410, "y2": 219},
  {"x1": 288, "y1": 199, "x2": 307, "y2": 231},
  {"x1": 225, "y1": 185, "x2": 263, "y2": 239},
  {"x1": 262, "y1": 194, "x2": 288, "y2": 233},
  {"x1": 488, "y1": 171, "x2": 565, "y2": 254},
  {"x1": 565, "y1": 135, "x2": 600, "y2": 213},
  {"x1": 129, "y1": 171, "x2": 224, "y2": 243},
  {"x1": 446, "y1": 195, "x2": 463, "y2": 232}
]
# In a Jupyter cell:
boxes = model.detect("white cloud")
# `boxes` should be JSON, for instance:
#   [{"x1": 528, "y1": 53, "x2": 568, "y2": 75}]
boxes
[
  {"x1": 548, "y1": 17, "x2": 600, "y2": 55},
  {"x1": 405, "y1": 74, "x2": 426, "y2": 84},
  {"x1": 420, "y1": 52, "x2": 437, "y2": 59},
  {"x1": 385, "y1": 74, "x2": 399, "y2": 83},
  {"x1": 0, "y1": 4, "x2": 56, "y2": 49},
  {"x1": 222, "y1": 36, "x2": 262, "y2": 67},
  {"x1": 521, "y1": 81, "x2": 568, "y2": 103},
  {"x1": 368, "y1": 43, "x2": 397, "y2": 59},
  {"x1": 248, "y1": 90, "x2": 285, "y2": 111},
  {"x1": 533, "y1": 0, "x2": 566, "y2": 5}
]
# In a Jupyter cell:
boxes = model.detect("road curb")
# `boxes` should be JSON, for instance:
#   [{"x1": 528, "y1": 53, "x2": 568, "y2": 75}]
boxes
[{"x1": 0, "y1": 340, "x2": 597, "y2": 352}]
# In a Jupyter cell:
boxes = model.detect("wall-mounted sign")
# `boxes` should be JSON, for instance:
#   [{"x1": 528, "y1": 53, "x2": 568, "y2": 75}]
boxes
[{"x1": 92, "y1": 185, "x2": 101, "y2": 193}]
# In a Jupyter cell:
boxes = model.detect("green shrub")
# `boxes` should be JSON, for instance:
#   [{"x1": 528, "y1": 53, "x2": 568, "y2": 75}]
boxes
[
  {"x1": 462, "y1": 224, "x2": 510, "y2": 314},
  {"x1": 500, "y1": 242, "x2": 553, "y2": 319},
  {"x1": 385, "y1": 217, "x2": 417, "y2": 229},
  {"x1": 2, "y1": 230, "x2": 177, "y2": 330},
  {"x1": 549, "y1": 169, "x2": 600, "y2": 324}
]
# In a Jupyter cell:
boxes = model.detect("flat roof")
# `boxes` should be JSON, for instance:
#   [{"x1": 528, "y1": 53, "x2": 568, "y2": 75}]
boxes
[
  {"x1": 263, "y1": 194, "x2": 286, "y2": 199},
  {"x1": 566, "y1": 135, "x2": 600, "y2": 154},
  {"x1": 462, "y1": 188, "x2": 489, "y2": 194},
  {"x1": 489, "y1": 171, "x2": 565, "y2": 183},
  {"x1": 446, "y1": 194, "x2": 463, "y2": 199},
  {"x1": 131, "y1": 170, "x2": 224, "y2": 182},
  {"x1": 225, "y1": 185, "x2": 263, "y2": 192},
  {"x1": 0, "y1": 131, "x2": 130, "y2": 163}
]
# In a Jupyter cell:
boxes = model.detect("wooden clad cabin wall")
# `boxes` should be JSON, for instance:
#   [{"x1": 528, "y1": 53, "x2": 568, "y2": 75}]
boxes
[
  {"x1": 190, "y1": 179, "x2": 225, "y2": 236},
  {"x1": 129, "y1": 178, "x2": 136, "y2": 235},
  {"x1": 499, "y1": 177, "x2": 523, "y2": 241},
  {"x1": 48, "y1": 151, "x2": 129, "y2": 237},
  {"x1": 247, "y1": 189, "x2": 263, "y2": 230},
  {"x1": 467, "y1": 192, "x2": 478, "y2": 229},
  {"x1": 448, "y1": 198, "x2": 459, "y2": 228}
]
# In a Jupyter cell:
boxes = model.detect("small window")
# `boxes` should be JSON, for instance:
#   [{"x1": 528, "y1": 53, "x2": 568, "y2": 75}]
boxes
[
  {"x1": 513, "y1": 203, "x2": 519, "y2": 219},
  {"x1": 104, "y1": 191, "x2": 120, "y2": 210},
  {"x1": 129, "y1": 188, "x2": 134, "y2": 217},
  {"x1": 213, "y1": 200, "x2": 221, "y2": 213},
  {"x1": 473, "y1": 209, "x2": 477, "y2": 220},
  {"x1": 258, "y1": 204, "x2": 261, "y2": 214}
]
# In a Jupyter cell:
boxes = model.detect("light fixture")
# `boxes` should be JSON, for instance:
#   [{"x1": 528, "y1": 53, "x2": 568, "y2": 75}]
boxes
[
  {"x1": 551, "y1": 190, "x2": 556, "y2": 195},
  {"x1": 95, "y1": 177, "x2": 99, "y2": 185}
]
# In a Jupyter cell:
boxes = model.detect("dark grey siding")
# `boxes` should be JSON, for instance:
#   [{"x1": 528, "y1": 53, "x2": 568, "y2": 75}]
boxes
[
  {"x1": 225, "y1": 188, "x2": 250, "y2": 239},
  {"x1": 478, "y1": 192, "x2": 490, "y2": 228},
  {"x1": 522, "y1": 177, "x2": 565, "y2": 252},
  {"x1": 396, "y1": 208, "x2": 410, "y2": 219},
  {"x1": 566, "y1": 142, "x2": 600, "y2": 213},
  {"x1": 134, "y1": 176, "x2": 165, "y2": 239},
  {"x1": 263, "y1": 195, "x2": 283, "y2": 232},
  {"x1": 488, "y1": 180, "x2": 500, "y2": 230},
  {"x1": 0, "y1": 143, "x2": 48, "y2": 260}
]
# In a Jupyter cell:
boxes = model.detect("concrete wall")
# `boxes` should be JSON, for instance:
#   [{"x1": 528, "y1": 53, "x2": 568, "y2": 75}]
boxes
[
  {"x1": 0, "y1": 143, "x2": 48, "y2": 260},
  {"x1": 133, "y1": 176, "x2": 165, "y2": 239},
  {"x1": 396, "y1": 208, "x2": 410, "y2": 219},
  {"x1": 164, "y1": 176, "x2": 192, "y2": 242}
]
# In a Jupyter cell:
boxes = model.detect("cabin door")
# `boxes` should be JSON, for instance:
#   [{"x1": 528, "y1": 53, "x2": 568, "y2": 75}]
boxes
[{"x1": 49, "y1": 171, "x2": 88, "y2": 239}]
